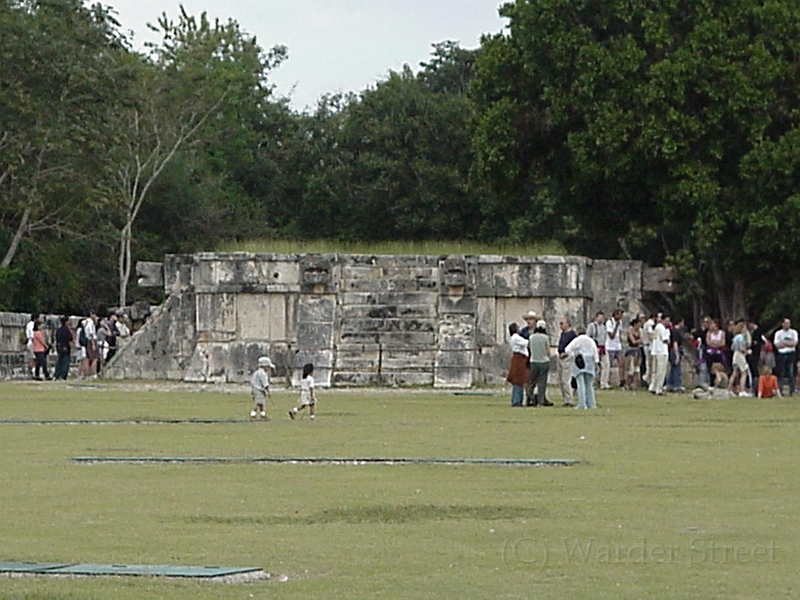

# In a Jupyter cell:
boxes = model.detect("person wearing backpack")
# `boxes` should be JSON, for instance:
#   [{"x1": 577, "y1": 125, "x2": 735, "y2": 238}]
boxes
[{"x1": 77, "y1": 314, "x2": 98, "y2": 378}]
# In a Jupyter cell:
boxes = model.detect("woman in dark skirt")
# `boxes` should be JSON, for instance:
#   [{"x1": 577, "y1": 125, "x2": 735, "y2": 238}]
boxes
[{"x1": 506, "y1": 322, "x2": 530, "y2": 407}]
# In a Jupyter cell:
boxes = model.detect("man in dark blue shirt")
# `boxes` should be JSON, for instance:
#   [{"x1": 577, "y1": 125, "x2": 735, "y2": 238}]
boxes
[
  {"x1": 520, "y1": 311, "x2": 538, "y2": 340},
  {"x1": 53, "y1": 316, "x2": 73, "y2": 380},
  {"x1": 557, "y1": 319, "x2": 578, "y2": 406}
]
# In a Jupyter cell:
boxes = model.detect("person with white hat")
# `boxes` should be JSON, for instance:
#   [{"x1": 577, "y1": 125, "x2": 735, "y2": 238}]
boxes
[
  {"x1": 520, "y1": 310, "x2": 539, "y2": 340},
  {"x1": 250, "y1": 356, "x2": 275, "y2": 419},
  {"x1": 528, "y1": 320, "x2": 554, "y2": 406}
]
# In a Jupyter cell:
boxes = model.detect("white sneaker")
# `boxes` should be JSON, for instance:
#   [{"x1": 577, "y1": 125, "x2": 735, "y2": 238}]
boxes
[
  {"x1": 260, "y1": 411, "x2": 267, "y2": 418},
  {"x1": 250, "y1": 411, "x2": 257, "y2": 418}
]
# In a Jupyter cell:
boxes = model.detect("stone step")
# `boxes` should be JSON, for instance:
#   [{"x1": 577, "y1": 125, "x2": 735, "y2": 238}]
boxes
[
  {"x1": 340, "y1": 318, "x2": 437, "y2": 334},
  {"x1": 338, "y1": 304, "x2": 438, "y2": 319},
  {"x1": 340, "y1": 292, "x2": 439, "y2": 306}
]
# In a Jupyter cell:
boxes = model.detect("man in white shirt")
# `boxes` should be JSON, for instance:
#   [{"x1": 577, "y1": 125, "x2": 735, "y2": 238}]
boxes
[
  {"x1": 648, "y1": 314, "x2": 671, "y2": 395},
  {"x1": 641, "y1": 313, "x2": 659, "y2": 384},
  {"x1": 605, "y1": 309, "x2": 625, "y2": 388},
  {"x1": 774, "y1": 318, "x2": 798, "y2": 396},
  {"x1": 25, "y1": 313, "x2": 39, "y2": 378}
]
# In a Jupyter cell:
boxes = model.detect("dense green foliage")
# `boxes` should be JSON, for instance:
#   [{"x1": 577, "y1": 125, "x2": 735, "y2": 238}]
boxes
[
  {"x1": 1, "y1": 0, "x2": 798, "y2": 323},
  {"x1": 471, "y1": 0, "x2": 800, "y2": 322}
]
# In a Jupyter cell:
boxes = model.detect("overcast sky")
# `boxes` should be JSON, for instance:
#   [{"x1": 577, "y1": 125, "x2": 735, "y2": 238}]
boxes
[{"x1": 108, "y1": 0, "x2": 508, "y2": 112}]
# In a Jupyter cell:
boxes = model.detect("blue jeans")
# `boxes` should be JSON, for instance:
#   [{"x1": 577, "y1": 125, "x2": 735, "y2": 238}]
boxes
[
  {"x1": 667, "y1": 351, "x2": 682, "y2": 390},
  {"x1": 511, "y1": 384, "x2": 524, "y2": 407},
  {"x1": 54, "y1": 351, "x2": 71, "y2": 380},
  {"x1": 776, "y1": 352, "x2": 797, "y2": 395},
  {"x1": 575, "y1": 372, "x2": 596, "y2": 409}
]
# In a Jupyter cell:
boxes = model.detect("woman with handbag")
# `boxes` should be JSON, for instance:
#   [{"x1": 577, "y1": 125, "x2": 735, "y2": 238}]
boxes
[
  {"x1": 32, "y1": 321, "x2": 52, "y2": 381},
  {"x1": 506, "y1": 323, "x2": 529, "y2": 407},
  {"x1": 564, "y1": 326, "x2": 599, "y2": 409}
]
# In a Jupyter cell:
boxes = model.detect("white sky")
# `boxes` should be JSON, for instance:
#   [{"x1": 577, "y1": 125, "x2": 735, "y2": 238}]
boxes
[{"x1": 107, "y1": 0, "x2": 508, "y2": 112}]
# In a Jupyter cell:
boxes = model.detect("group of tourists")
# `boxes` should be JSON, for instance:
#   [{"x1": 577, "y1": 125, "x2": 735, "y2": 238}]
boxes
[
  {"x1": 506, "y1": 309, "x2": 799, "y2": 409},
  {"x1": 690, "y1": 316, "x2": 797, "y2": 400},
  {"x1": 507, "y1": 310, "x2": 605, "y2": 410},
  {"x1": 24, "y1": 311, "x2": 131, "y2": 380}
]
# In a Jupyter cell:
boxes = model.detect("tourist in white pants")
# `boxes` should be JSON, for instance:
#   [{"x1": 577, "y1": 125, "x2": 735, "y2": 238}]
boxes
[{"x1": 649, "y1": 315, "x2": 671, "y2": 395}]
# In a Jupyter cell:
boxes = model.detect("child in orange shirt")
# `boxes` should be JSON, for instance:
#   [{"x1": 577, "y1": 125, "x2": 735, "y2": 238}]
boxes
[{"x1": 757, "y1": 366, "x2": 782, "y2": 398}]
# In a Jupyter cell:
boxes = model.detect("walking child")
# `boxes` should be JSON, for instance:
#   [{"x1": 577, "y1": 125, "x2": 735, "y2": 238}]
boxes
[
  {"x1": 289, "y1": 363, "x2": 316, "y2": 420},
  {"x1": 250, "y1": 356, "x2": 274, "y2": 419}
]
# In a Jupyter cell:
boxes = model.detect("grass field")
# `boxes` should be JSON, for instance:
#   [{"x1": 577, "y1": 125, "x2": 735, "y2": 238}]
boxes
[{"x1": 0, "y1": 380, "x2": 796, "y2": 599}]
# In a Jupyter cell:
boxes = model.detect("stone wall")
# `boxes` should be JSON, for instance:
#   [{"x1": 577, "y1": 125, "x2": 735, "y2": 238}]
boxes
[{"x1": 104, "y1": 252, "x2": 654, "y2": 387}]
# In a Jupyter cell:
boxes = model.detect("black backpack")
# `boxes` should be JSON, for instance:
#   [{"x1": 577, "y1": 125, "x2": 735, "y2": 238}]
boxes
[{"x1": 78, "y1": 322, "x2": 88, "y2": 347}]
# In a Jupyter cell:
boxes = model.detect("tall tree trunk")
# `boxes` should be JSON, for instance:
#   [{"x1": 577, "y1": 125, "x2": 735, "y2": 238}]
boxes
[
  {"x1": 710, "y1": 253, "x2": 734, "y2": 321},
  {"x1": 731, "y1": 277, "x2": 746, "y2": 321},
  {"x1": 1, "y1": 206, "x2": 31, "y2": 269},
  {"x1": 118, "y1": 216, "x2": 132, "y2": 307}
]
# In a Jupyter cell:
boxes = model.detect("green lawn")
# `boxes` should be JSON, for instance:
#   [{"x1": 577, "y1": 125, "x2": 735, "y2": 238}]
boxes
[{"x1": 0, "y1": 381, "x2": 796, "y2": 599}]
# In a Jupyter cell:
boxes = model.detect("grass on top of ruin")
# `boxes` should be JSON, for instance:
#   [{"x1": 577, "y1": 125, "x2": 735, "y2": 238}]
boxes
[
  {"x1": 0, "y1": 380, "x2": 797, "y2": 599},
  {"x1": 216, "y1": 238, "x2": 568, "y2": 257}
]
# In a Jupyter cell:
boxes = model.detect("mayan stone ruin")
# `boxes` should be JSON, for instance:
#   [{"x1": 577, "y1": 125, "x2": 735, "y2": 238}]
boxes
[{"x1": 93, "y1": 252, "x2": 677, "y2": 387}]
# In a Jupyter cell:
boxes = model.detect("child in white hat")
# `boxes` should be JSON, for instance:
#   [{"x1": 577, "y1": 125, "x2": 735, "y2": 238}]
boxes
[{"x1": 250, "y1": 356, "x2": 274, "y2": 419}]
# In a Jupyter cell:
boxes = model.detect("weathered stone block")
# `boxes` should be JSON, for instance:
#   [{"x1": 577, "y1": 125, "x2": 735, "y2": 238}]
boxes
[
  {"x1": 294, "y1": 349, "x2": 334, "y2": 369},
  {"x1": 475, "y1": 297, "x2": 496, "y2": 347},
  {"x1": 383, "y1": 372, "x2": 434, "y2": 386},
  {"x1": 163, "y1": 254, "x2": 194, "y2": 293},
  {"x1": 196, "y1": 293, "x2": 236, "y2": 333},
  {"x1": 476, "y1": 257, "x2": 590, "y2": 298},
  {"x1": 374, "y1": 332, "x2": 437, "y2": 347},
  {"x1": 297, "y1": 295, "x2": 336, "y2": 323},
  {"x1": 381, "y1": 348, "x2": 436, "y2": 371},
  {"x1": 340, "y1": 318, "x2": 436, "y2": 334},
  {"x1": 332, "y1": 371, "x2": 382, "y2": 386},
  {"x1": 438, "y1": 314, "x2": 476, "y2": 351},
  {"x1": 340, "y1": 292, "x2": 438, "y2": 306},
  {"x1": 438, "y1": 295, "x2": 477, "y2": 315},
  {"x1": 224, "y1": 341, "x2": 272, "y2": 382},
  {"x1": 434, "y1": 350, "x2": 476, "y2": 388},
  {"x1": 136, "y1": 261, "x2": 164, "y2": 288},
  {"x1": 341, "y1": 265, "x2": 382, "y2": 279},
  {"x1": 297, "y1": 323, "x2": 334, "y2": 349}
]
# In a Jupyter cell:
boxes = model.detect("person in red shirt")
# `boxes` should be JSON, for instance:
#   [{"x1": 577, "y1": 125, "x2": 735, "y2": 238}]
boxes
[
  {"x1": 32, "y1": 321, "x2": 51, "y2": 381},
  {"x1": 757, "y1": 366, "x2": 782, "y2": 398}
]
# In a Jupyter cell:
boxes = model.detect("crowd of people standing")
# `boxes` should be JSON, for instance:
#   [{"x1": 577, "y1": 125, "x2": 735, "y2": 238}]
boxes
[
  {"x1": 507, "y1": 309, "x2": 798, "y2": 409},
  {"x1": 24, "y1": 311, "x2": 132, "y2": 380}
]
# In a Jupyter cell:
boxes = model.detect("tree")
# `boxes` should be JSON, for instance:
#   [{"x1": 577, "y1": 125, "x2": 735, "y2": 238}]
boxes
[
  {"x1": 471, "y1": 0, "x2": 800, "y2": 320},
  {"x1": 289, "y1": 44, "x2": 482, "y2": 242},
  {"x1": 0, "y1": 0, "x2": 129, "y2": 270},
  {"x1": 106, "y1": 7, "x2": 286, "y2": 306}
]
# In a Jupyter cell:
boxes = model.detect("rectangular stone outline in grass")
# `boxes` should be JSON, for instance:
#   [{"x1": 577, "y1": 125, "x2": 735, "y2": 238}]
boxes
[
  {"x1": 71, "y1": 456, "x2": 578, "y2": 466},
  {"x1": 0, "y1": 562, "x2": 264, "y2": 579}
]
